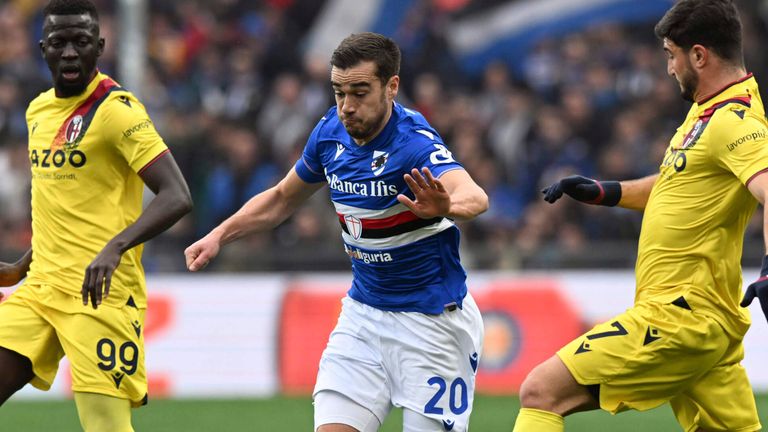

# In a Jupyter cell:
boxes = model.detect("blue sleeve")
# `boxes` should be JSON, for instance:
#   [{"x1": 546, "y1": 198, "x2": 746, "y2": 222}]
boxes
[
  {"x1": 409, "y1": 129, "x2": 464, "y2": 178},
  {"x1": 294, "y1": 120, "x2": 327, "y2": 183}
]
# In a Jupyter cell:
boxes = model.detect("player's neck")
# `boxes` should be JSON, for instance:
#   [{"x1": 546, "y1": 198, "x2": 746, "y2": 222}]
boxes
[{"x1": 695, "y1": 66, "x2": 748, "y2": 103}]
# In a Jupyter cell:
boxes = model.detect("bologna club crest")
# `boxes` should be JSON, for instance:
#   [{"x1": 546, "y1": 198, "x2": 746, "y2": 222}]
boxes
[
  {"x1": 65, "y1": 115, "x2": 84, "y2": 144},
  {"x1": 681, "y1": 119, "x2": 705, "y2": 149},
  {"x1": 344, "y1": 215, "x2": 363, "y2": 240},
  {"x1": 371, "y1": 151, "x2": 389, "y2": 176}
]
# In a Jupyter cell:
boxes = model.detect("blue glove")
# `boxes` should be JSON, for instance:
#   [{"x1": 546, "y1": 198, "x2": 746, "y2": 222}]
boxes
[
  {"x1": 541, "y1": 175, "x2": 622, "y2": 206},
  {"x1": 741, "y1": 255, "x2": 768, "y2": 323}
]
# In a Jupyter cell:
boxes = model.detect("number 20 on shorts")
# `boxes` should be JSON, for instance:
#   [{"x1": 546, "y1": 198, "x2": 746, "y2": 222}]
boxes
[{"x1": 424, "y1": 376, "x2": 469, "y2": 415}]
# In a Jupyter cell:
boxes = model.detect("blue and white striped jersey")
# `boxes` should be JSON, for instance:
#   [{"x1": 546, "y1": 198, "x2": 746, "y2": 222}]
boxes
[{"x1": 295, "y1": 103, "x2": 468, "y2": 314}]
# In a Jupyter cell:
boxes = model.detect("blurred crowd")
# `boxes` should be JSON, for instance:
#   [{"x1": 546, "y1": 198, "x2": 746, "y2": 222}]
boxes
[{"x1": 1, "y1": 0, "x2": 768, "y2": 271}]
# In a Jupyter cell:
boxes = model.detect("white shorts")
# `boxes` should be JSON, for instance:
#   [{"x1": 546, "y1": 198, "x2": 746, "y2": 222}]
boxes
[{"x1": 313, "y1": 293, "x2": 484, "y2": 431}]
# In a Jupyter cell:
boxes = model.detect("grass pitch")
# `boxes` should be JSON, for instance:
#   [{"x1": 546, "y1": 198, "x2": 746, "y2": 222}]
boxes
[{"x1": 3, "y1": 394, "x2": 766, "y2": 431}]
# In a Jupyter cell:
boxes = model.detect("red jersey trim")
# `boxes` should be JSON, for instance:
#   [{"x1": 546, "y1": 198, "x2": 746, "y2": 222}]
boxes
[
  {"x1": 51, "y1": 77, "x2": 118, "y2": 150},
  {"x1": 746, "y1": 167, "x2": 768, "y2": 187},
  {"x1": 337, "y1": 210, "x2": 421, "y2": 229},
  {"x1": 697, "y1": 73, "x2": 753, "y2": 104},
  {"x1": 138, "y1": 149, "x2": 170, "y2": 175},
  {"x1": 700, "y1": 96, "x2": 752, "y2": 121}
]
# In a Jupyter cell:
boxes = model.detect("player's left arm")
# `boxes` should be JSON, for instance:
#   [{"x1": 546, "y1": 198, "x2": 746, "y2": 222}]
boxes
[
  {"x1": 741, "y1": 171, "x2": 768, "y2": 321},
  {"x1": 82, "y1": 152, "x2": 192, "y2": 308},
  {"x1": 747, "y1": 171, "x2": 768, "y2": 257},
  {"x1": 82, "y1": 95, "x2": 193, "y2": 308},
  {"x1": 398, "y1": 167, "x2": 489, "y2": 221},
  {"x1": 717, "y1": 110, "x2": 768, "y2": 322}
]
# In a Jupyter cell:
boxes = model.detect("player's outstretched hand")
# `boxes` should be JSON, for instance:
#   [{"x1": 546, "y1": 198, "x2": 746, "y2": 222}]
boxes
[
  {"x1": 185, "y1": 235, "x2": 221, "y2": 272},
  {"x1": 397, "y1": 167, "x2": 450, "y2": 219},
  {"x1": 82, "y1": 242, "x2": 122, "y2": 309},
  {"x1": 0, "y1": 250, "x2": 32, "y2": 288},
  {"x1": 541, "y1": 175, "x2": 622, "y2": 206},
  {"x1": 741, "y1": 256, "x2": 768, "y2": 324},
  {"x1": 0, "y1": 263, "x2": 15, "y2": 288},
  {"x1": 0, "y1": 264, "x2": 24, "y2": 287}
]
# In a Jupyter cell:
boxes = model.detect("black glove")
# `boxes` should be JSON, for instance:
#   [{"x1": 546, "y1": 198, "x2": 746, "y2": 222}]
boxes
[
  {"x1": 541, "y1": 175, "x2": 622, "y2": 206},
  {"x1": 741, "y1": 255, "x2": 768, "y2": 323}
]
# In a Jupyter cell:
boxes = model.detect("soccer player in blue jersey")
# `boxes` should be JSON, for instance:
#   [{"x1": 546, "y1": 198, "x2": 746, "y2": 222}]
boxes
[{"x1": 185, "y1": 32, "x2": 488, "y2": 431}]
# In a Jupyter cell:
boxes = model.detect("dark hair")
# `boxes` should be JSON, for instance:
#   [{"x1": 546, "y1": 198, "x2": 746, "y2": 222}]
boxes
[
  {"x1": 654, "y1": 0, "x2": 742, "y2": 65},
  {"x1": 331, "y1": 32, "x2": 401, "y2": 84},
  {"x1": 43, "y1": 0, "x2": 99, "y2": 21}
]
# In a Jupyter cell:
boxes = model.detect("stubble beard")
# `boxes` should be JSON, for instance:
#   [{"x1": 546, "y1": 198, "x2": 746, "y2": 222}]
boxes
[
  {"x1": 55, "y1": 79, "x2": 88, "y2": 97},
  {"x1": 344, "y1": 94, "x2": 388, "y2": 142},
  {"x1": 679, "y1": 63, "x2": 699, "y2": 103}
]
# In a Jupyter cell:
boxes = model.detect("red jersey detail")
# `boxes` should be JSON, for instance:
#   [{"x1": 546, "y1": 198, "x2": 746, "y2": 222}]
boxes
[
  {"x1": 51, "y1": 77, "x2": 118, "y2": 150},
  {"x1": 336, "y1": 210, "x2": 421, "y2": 229},
  {"x1": 138, "y1": 149, "x2": 170, "y2": 175}
]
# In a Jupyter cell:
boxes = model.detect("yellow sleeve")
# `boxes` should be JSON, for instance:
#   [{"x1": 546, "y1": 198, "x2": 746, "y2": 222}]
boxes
[
  {"x1": 99, "y1": 92, "x2": 168, "y2": 173},
  {"x1": 709, "y1": 109, "x2": 768, "y2": 185}
]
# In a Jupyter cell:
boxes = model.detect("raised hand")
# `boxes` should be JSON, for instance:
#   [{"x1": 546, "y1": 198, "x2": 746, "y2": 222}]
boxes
[
  {"x1": 542, "y1": 175, "x2": 622, "y2": 206},
  {"x1": 741, "y1": 255, "x2": 768, "y2": 324},
  {"x1": 397, "y1": 167, "x2": 451, "y2": 219}
]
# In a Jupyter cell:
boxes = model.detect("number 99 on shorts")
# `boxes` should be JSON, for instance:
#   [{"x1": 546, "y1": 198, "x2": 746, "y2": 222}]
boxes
[{"x1": 96, "y1": 338, "x2": 139, "y2": 376}]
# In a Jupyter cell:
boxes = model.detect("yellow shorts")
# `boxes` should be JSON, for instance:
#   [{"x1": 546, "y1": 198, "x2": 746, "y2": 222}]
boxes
[
  {"x1": 558, "y1": 299, "x2": 760, "y2": 432},
  {"x1": 0, "y1": 283, "x2": 147, "y2": 407}
]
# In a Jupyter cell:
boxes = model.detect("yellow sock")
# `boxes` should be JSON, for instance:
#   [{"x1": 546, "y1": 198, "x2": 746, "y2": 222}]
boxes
[
  {"x1": 513, "y1": 407, "x2": 564, "y2": 432},
  {"x1": 74, "y1": 392, "x2": 134, "y2": 432}
]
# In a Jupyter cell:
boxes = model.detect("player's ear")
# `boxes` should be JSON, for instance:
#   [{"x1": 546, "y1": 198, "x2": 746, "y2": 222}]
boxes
[
  {"x1": 97, "y1": 37, "x2": 105, "y2": 58},
  {"x1": 690, "y1": 44, "x2": 707, "y2": 68},
  {"x1": 387, "y1": 75, "x2": 399, "y2": 99}
]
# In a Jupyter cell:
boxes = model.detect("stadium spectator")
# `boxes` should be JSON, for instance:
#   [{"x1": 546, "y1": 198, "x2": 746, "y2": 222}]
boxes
[{"x1": 199, "y1": 125, "x2": 280, "y2": 234}]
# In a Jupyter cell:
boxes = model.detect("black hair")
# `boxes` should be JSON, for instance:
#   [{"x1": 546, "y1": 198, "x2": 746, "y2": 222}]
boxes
[
  {"x1": 331, "y1": 32, "x2": 401, "y2": 84},
  {"x1": 43, "y1": 0, "x2": 99, "y2": 21},
  {"x1": 654, "y1": 0, "x2": 743, "y2": 65}
]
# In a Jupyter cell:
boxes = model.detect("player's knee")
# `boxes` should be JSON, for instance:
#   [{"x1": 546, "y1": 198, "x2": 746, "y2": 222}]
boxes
[
  {"x1": 0, "y1": 348, "x2": 33, "y2": 403},
  {"x1": 0, "y1": 367, "x2": 31, "y2": 397},
  {"x1": 519, "y1": 367, "x2": 556, "y2": 411},
  {"x1": 0, "y1": 378, "x2": 27, "y2": 405},
  {"x1": 519, "y1": 359, "x2": 599, "y2": 417}
]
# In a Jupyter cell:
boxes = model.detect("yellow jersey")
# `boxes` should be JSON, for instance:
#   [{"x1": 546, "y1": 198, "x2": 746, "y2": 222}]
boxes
[
  {"x1": 24, "y1": 72, "x2": 168, "y2": 308},
  {"x1": 636, "y1": 74, "x2": 768, "y2": 337}
]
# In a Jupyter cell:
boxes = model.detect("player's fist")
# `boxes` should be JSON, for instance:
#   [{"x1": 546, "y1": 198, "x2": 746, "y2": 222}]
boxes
[
  {"x1": 184, "y1": 235, "x2": 221, "y2": 272},
  {"x1": 741, "y1": 255, "x2": 768, "y2": 324},
  {"x1": 541, "y1": 175, "x2": 621, "y2": 206}
]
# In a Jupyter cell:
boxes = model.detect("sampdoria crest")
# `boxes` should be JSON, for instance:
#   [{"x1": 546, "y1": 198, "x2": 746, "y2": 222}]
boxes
[{"x1": 371, "y1": 151, "x2": 389, "y2": 176}]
